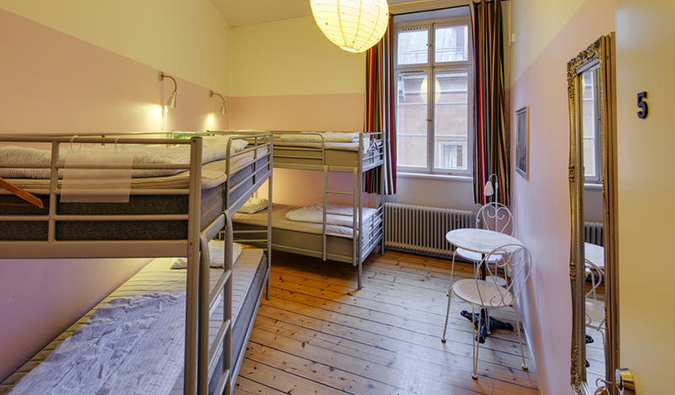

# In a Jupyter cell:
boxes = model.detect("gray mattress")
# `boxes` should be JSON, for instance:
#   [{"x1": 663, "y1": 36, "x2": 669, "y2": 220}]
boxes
[{"x1": 0, "y1": 156, "x2": 269, "y2": 241}]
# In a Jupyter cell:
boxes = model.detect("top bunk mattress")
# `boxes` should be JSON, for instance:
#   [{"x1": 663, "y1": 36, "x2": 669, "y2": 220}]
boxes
[
  {"x1": 271, "y1": 132, "x2": 383, "y2": 170},
  {"x1": 0, "y1": 147, "x2": 269, "y2": 191}
]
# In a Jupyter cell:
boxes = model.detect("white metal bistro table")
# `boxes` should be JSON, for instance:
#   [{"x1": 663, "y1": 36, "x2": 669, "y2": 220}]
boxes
[
  {"x1": 585, "y1": 242, "x2": 605, "y2": 270},
  {"x1": 584, "y1": 242, "x2": 605, "y2": 345},
  {"x1": 445, "y1": 228, "x2": 523, "y2": 342}
]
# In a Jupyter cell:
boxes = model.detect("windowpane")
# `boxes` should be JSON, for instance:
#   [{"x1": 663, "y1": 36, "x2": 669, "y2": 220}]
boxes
[
  {"x1": 582, "y1": 68, "x2": 597, "y2": 179},
  {"x1": 435, "y1": 25, "x2": 469, "y2": 63},
  {"x1": 434, "y1": 70, "x2": 468, "y2": 170},
  {"x1": 397, "y1": 72, "x2": 428, "y2": 168},
  {"x1": 397, "y1": 29, "x2": 428, "y2": 65}
]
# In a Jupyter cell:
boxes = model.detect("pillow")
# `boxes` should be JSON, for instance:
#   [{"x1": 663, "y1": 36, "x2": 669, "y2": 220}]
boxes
[
  {"x1": 171, "y1": 240, "x2": 243, "y2": 269},
  {"x1": 202, "y1": 136, "x2": 248, "y2": 153},
  {"x1": 238, "y1": 197, "x2": 269, "y2": 214}
]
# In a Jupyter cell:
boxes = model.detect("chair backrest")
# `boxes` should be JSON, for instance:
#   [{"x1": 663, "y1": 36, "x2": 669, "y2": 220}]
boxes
[
  {"x1": 476, "y1": 202, "x2": 514, "y2": 235},
  {"x1": 476, "y1": 244, "x2": 532, "y2": 307},
  {"x1": 584, "y1": 259, "x2": 604, "y2": 299}
]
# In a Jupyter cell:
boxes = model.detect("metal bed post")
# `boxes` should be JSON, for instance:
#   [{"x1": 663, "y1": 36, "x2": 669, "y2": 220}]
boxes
[
  {"x1": 185, "y1": 137, "x2": 203, "y2": 395},
  {"x1": 320, "y1": 133, "x2": 328, "y2": 262},
  {"x1": 47, "y1": 142, "x2": 59, "y2": 242},
  {"x1": 322, "y1": 165, "x2": 328, "y2": 261},
  {"x1": 223, "y1": 214, "x2": 234, "y2": 395},
  {"x1": 380, "y1": 132, "x2": 386, "y2": 256},
  {"x1": 266, "y1": 136, "x2": 273, "y2": 300},
  {"x1": 197, "y1": 235, "x2": 210, "y2": 395},
  {"x1": 353, "y1": 132, "x2": 361, "y2": 289}
]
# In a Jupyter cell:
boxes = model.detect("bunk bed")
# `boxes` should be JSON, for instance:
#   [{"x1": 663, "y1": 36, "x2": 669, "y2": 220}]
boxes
[
  {"x1": 227, "y1": 131, "x2": 385, "y2": 289},
  {"x1": 0, "y1": 131, "x2": 273, "y2": 395}
]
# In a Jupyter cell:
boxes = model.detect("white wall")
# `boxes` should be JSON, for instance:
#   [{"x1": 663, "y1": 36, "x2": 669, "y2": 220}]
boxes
[
  {"x1": 615, "y1": 0, "x2": 675, "y2": 393},
  {"x1": 509, "y1": 0, "x2": 615, "y2": 394}
]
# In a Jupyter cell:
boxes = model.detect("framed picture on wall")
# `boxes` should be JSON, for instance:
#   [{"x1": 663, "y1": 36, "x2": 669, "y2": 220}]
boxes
[{"x1": 515, "y1": 106, "x2": 530, "y2": 179}]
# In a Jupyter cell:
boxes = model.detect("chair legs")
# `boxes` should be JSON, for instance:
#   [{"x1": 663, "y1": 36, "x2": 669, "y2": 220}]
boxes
[
  {"x1": 442, "y1": 251, "x2": 460, "y2": 343},
  {"x1": 512, "y1": 303, "x2": 529, "y2": 371},
  {"x1": 471, "y1": 305, "x2": 481, "y2": 379},
  {"x1": 441, "y1": 280, "x2": 453, "y2": 343}
]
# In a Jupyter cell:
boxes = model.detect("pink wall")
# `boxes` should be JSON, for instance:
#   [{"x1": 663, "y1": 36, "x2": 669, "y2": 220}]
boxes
[
  {"x1": 509, "y1": 1, "x2": 614, "y2": 394},
  {"x1": 231, "y1": 93, "x2": 365, "y2": 206},
  {"x1": 0, "y1": 10, "x2": 230, "y2": 133},
  {"x1": 0, "y1": 11, "x2": 229, "y2": 381}
]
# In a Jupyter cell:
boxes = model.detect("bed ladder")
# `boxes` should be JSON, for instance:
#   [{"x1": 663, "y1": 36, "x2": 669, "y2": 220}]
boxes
[
  {"x1": 322, "y1": 166, "x2": 363, "y2": 289},
  {"x1": 198, "y1": 216, "x2": 233, "y2": 395}
]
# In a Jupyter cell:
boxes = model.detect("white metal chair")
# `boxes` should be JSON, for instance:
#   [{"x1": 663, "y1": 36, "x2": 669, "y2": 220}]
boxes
[
  {"x1": 449, "y1": 202, "x2": 515, "y2": 285},
  {"x1": 585, "y1": 260, "x2": 606, "y2": 346},
  {"x1": 442, "y1": 244, "x2": 531, "y2": 379}
]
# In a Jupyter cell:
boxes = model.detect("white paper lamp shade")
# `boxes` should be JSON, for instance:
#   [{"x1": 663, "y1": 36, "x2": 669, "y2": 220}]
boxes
[{"x1": 310, "y1": 0, "x2": 389, "y2": 53}]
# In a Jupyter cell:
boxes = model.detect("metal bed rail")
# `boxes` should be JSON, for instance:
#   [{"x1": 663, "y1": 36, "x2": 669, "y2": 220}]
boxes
[
  {"x1": 0, "y1": 132, "x2": 275, "y2": 395},
  {"x1": 0, "y1": 133, "x2": 203, "y2": 395},
  {"x1": 213, "y1": 130, "x2": 385, "y2": 290},
  {"x1": 196, "y1": 131, "x2": 273, "y2": 395}
]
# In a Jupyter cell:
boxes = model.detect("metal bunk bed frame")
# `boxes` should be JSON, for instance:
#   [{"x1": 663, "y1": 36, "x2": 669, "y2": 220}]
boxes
[
  {"x1": 0, "y1": 132, "x2": 273, "y2": 395},
  {"x1": 258, "y1": 130, "x2": 385, "y2": 290}
]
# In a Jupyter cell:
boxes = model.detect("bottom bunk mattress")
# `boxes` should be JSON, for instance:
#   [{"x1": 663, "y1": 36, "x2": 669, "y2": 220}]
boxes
[
  {"x1": 233, "y1": 204, "x2": 381, "y2": 264},
  {"x1": 0, "y1": 249, "x2": 267, "y2": 395}
]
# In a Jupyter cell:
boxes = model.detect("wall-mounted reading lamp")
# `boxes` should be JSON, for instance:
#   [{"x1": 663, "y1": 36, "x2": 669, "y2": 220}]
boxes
[
  {"x1": 209, "y1": 91, "x2": 227, "y2": 115},
  {"x1": 158, "y1": 71, "x2": 177, "y2": 109}
]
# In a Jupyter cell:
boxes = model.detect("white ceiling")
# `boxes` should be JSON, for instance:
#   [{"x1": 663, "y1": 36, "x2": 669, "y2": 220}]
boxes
[{"x1": 209, "y1": 0, "x2": 413, "y2": 27}]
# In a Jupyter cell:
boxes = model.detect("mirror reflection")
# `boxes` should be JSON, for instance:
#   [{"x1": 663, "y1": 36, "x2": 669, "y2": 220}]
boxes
[{"x1": 581, "y1": 65, "x2": 607, "y2": 393}]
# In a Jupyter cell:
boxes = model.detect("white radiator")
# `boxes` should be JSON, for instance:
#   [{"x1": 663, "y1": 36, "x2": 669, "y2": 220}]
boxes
[
  {"x1": 584, "y1": 221, "x2": 604, "y2": 246},
  {"x1": 384, "y1": 202, "x2": 474, "y2": 258}
]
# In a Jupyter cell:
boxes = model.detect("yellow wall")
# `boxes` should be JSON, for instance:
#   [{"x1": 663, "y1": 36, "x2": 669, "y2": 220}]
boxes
[
  {"x1": 615, "y1": 0, "x2": 675, "y2": 393},
  {"x1": 231, "y1": 15, "x2": 365, "y2": 97},
  {"x1": 0, "y1": 0, "x2": 232, "y2": 94},
  {"x1": 510, "y1": 0, "x2": 587, "y2": 82}
]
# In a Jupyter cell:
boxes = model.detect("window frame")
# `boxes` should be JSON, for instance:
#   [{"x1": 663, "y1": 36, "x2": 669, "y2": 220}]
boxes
[
  {"x1": 394, "y1": 16, "x2": 474, "y2": 176},
  {"x1": 581, "y1": 67, "x2": 604, "y2": 184}
]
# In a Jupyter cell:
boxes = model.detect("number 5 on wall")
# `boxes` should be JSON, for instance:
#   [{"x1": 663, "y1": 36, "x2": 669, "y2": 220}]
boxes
[{"x1": 637, "y1": 91, "x2": 648, "y2": 119}]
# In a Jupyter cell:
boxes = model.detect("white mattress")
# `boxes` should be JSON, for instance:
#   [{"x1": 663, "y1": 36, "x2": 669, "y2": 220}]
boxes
[
  {"x1": 274, "y1": 132, "x2": 374, "y2": 152},
  {"x1": 233, "y1": 204, "x2": 375, "y2": 238},
  {"x1": 2, "y1": 249, "x2": 265, "y2": 395},
  {"x1": 3, "y1": 147, "x2": 267, "y2": 191}
]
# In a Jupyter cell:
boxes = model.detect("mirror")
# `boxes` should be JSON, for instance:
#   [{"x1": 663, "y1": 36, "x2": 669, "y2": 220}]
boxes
[{"x1": 567, "y1": 34, "x2": 618, "y2": 395}]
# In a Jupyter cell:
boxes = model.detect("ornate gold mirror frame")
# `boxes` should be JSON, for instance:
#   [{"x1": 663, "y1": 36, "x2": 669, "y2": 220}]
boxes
[{"x1": 567, "y1": 33, "x2": 619, "y2": 395}]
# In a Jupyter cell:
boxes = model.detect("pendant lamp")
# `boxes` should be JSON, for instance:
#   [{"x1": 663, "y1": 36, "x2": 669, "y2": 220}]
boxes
[{"x1": 310, "y1": 0, "x2": 389, "y2": 53}]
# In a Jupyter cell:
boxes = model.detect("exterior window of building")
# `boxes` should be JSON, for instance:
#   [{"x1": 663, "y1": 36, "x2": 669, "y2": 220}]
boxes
[
  {"x1": 395, "y1": 16, "x2": 472, "y2": 175},
  {"x1": 582, "y1": 67, "x2": 603, "y2": 183}
]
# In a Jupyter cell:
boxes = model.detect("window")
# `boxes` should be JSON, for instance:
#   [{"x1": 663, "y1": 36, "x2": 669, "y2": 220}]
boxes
[
  {"x1": 395, "y1": 15, "x2": 472, "y2": 175},
  {"x1": 581, "y1": 67, "x2": 603, "y2": 183}
]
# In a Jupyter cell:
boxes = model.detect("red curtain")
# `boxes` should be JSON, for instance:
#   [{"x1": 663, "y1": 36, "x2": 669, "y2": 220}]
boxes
[{"x1": 364, "y1": 16, "x2": 396, "y2": 195}]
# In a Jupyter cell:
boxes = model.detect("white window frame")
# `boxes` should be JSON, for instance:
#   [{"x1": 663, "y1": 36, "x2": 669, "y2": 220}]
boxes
[
  {"x1": 394, "y1": 16, "x2": 473, "y2": 176},
  {"x1": 582, "y1": 67, "x2": 603, "y2": 184}
]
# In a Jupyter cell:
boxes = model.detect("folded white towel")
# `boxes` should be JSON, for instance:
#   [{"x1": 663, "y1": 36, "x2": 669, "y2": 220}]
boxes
[{"x1": 171, "y1": 240, "x2": 243, "y2": 269}]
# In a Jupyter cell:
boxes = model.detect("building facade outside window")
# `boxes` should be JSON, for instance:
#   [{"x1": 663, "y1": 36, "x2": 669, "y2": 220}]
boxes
[{"x1": 394, "y1": 14, "x2": 473, "y2": 176}]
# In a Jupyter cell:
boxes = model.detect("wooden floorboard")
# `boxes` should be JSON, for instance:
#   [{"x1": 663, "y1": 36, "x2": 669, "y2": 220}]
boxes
[{"x1": 235, "y1": 250, "x2": 540, "y2": 395}]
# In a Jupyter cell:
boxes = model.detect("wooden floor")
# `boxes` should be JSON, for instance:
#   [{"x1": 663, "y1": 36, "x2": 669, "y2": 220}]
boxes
[{"x1": 234, "y1": 250, "x2": 540, "y2": 395}]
